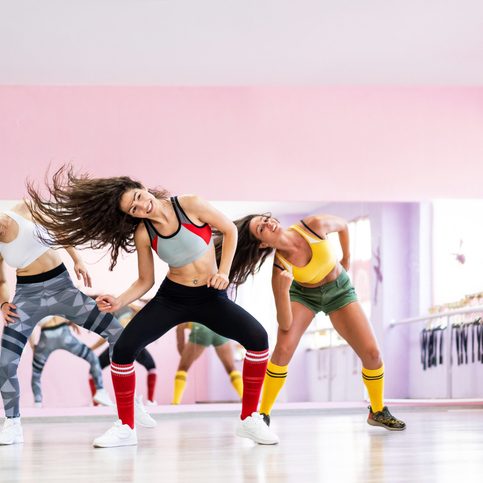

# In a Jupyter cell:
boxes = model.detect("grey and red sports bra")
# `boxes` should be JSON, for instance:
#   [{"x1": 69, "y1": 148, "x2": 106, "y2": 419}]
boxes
[{"x1": 143, "y1": 196, "x2": 212, "y2": 268}]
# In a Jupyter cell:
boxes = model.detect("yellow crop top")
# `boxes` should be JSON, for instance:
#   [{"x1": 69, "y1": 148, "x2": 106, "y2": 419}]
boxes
[{"x1": 275, "y1": 222, "x2": 336, "y2": 285}]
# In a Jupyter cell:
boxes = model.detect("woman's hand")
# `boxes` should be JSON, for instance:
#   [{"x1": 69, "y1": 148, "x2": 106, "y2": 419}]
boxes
[
  {"x1": 74, "y1": 260, "x2": 92, "y2": 288},
  {"x1": 207, "y1": 272, "x2": 229, "y2": 290},
  {"x1": 274, "y1": 270, "x2": 294, "y2": 292},
  {"x1": 96, "y1": 294, "x2": 122, "y2": 313},
  {"x1": 1, "y1": 302, "x2": 19, "y2": 325},
  {"x1": 340, "y1": 256, "x2": 351, "y2": 271}
]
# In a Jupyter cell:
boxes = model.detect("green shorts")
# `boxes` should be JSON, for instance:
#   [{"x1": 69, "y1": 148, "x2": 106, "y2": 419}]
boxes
[
  {"x1": 289, "y1": 269, "x2": 358, "y2": 315},
  {"x1": 188, "y1": 323, "x2": 229, "y2": 347}
]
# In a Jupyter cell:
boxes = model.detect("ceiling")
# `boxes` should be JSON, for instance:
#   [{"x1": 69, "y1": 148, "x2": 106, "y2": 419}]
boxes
[{"x1": 1, "y1": 0, "x2": 482, "y2": 85}]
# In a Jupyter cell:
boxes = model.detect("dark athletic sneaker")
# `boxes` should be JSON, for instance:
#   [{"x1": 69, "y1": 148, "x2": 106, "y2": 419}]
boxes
[
  {"x1": 367, "y1": 406, "x2": 406, "y2": 431},
  {"x1": 260, "y1": 413, "x2": 271, "y2": 427}
]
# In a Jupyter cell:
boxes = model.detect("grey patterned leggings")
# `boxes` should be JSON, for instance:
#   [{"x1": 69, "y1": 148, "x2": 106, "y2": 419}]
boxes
[
  {"x1": 31, "y1": 323, "x2": 104, "y2": 403},
  {"x1": 0, "y1": 265, "x2": 123, "y2": 418}
]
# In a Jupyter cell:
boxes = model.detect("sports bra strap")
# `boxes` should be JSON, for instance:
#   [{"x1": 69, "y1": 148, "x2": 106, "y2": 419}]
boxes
[
  {"x1": 171, "y1": 196, "x2": 191, "y2": 224},
  {"x1": 289, "y1": 224, "x2": 321, "y2": 244}
]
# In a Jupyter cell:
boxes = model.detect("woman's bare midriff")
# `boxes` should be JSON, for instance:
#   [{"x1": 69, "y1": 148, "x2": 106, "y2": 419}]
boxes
[
  {"x1": 166, "y1": 248, "x2": 219, "y2": 287},
  {"x1": 16, "y1": 250, "x2": 63, "y2": 277}
]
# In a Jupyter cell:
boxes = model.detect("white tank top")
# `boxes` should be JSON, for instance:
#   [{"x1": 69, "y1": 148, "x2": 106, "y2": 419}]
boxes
[{"x1": 0, "y1": 210, "x2": 51, "y2": 269}]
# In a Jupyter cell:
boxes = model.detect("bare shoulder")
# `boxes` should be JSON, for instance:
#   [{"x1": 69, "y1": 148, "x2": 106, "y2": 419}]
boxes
[
  {"x1": 300, "y1": 215, "x2": 328, "y2": 237},
  {"x1": 302, "y1": 214, "x2": 347, "y2": 235},
  {"x1": 12, "y1": 200, "x2": 32, "y2": 219},
  {"x1": 177, "y1": 194, "x2": 203, "y2": 209},
  {"x1": 134, "y1": 222, "x2": 151, "y2": 246}
]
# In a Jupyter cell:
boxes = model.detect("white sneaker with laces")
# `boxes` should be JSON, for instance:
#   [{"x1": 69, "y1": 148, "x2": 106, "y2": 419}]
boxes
[
  {"x1": 34, "y1": 402, "x2": 43, "y2": 408},
  {"x1": 135, "y1": 395, "x2": 157, "y2": 428},
  {"x1": 145, "y1": 399, "x2": 157, "y2": 407},
  {"x1": 236, "y1": 412, "x2": 279, "y2": 445},
  {"x1": 0, "y1": 418, "x2": 24, "y2": 445},
  {"x1": 93, "y1": 388, "x2": 115, "y2": 407},
  {"x1": 93, "y1": 420, "x2": 137, "y2": 448}
]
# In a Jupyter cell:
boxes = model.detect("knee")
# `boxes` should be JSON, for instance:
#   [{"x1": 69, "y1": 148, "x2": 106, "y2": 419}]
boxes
[
  {"x1": 112, "y1": 337, "x2": 136, "y2": 365},
  {"x1": 272, "y1": 342, "x2": 296, "y2": 365},
  {"x1": 362, "y1": 346, "x2": 383, "y2": 369},
  {"x1": 246, "y1": 326, "x2": 268, "y2": 352}
]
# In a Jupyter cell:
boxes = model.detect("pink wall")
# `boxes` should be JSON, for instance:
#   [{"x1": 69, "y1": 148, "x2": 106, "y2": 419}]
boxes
[
  {"x1": 2, "y1": 86, "x2": 483, "y2": 410},
  {"x1": 1, "y1": 86, "x2": 483, "y2": 201}
]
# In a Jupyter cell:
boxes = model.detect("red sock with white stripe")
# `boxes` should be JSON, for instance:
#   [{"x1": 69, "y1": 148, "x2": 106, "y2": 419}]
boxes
[
  {"x1": 241, "y1": 349, "x2": 269, "y2": 420},
  {"x1": 111, "y1": 362, "x2": 136, "y2": 429},
  {"x1": 147, "y1": 370, "x2": 157, "y2": 402}
]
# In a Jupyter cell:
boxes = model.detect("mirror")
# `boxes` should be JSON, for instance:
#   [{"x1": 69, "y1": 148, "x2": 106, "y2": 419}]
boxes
[{"x1": 1, "y1": 199, "x2": 482, "y2": 416}]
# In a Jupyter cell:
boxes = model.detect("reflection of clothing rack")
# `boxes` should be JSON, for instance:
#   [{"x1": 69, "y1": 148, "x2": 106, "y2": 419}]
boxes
[
  {"x1": 420, "y1": 319, "x2": 482, "y2": 370},
  {"x1": 390, "y1": 305, "x2": 483, "y2": 398}
]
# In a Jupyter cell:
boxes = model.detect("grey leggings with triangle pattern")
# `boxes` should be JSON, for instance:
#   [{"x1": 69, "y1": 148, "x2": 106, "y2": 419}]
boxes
[{"x1": 0, "y1": 266, "x2": 123, "y2": 418}]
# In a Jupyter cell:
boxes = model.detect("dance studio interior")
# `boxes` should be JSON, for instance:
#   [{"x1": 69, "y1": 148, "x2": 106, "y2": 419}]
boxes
[{"x1": 1, "y1": 1, "x2": 482, "y2": 482}]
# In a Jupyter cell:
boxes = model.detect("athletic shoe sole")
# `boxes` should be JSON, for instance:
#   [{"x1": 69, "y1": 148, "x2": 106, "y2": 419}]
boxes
[
  {"x1": 235, "y1": 427, "x2": 279, "y2": 445},
  {"x1": 367, "y1": 419, "x2": 406, "y2": 431}
]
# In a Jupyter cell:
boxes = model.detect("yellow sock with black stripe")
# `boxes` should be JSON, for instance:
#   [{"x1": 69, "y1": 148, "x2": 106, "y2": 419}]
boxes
[
  {"x1": 172, "y1": 370, "x2": 187, "y2": 405},
  {"x1": 229, "y1": 370, "x2": 243, "y2": 399},
  {"x1": 362, "y1": 365, "x2": 384, "y2": 412},
  {"x1": 259, "y1": 360, "x2": 288, "y2": 415}
]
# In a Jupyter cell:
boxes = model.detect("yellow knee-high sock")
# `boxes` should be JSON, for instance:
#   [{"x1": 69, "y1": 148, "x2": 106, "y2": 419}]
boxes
[
  {"x1": 172, "y1": 370, "x2": 187, "y2": 405},
  {"x1": 259, "y1": 360, "x2": 288, "y2": 415},
  {"x1": 229, "y1": 370, "x2": 243, "y2": 399},
  {"x1": 362, "y1": 365, "x2": 384, "y2": 412}
]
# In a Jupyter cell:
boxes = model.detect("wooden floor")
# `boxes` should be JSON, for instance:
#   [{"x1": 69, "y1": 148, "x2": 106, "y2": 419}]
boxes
[{"x1": 1, "y1": 405, "x2": 482, "y2": 483}]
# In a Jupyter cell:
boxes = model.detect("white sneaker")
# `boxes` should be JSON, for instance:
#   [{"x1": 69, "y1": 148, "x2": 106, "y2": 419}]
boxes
[
  {"x1": 134, "y1": 395, "x2": 157, "y2": 428},
  {"x1": 145, "y1": 399, "x2": 157, "y2": 407},
  {"x1": 236, "y1": 412, "x2": 279, "y2": 445},
  {"x1": 34, "y1": 402, "x2": 43, "y2": 408},
  {"x1": 0, "y1": 418, "x2": 24, "y2": 445},
  {"x1": 93, "y1": 420, "x2": 137, "y2": 448},
  {"x1": 93, "y1": 388, "x2": 115, "y2": 407}
]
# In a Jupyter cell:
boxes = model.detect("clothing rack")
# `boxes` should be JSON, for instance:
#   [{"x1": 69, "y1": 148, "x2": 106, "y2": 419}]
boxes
[{"x1": 389, "y1": 305, "x2": 483, "y2": 398}]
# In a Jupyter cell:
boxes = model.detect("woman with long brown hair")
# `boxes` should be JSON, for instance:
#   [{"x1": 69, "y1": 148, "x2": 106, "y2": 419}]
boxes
[
  {"x1": 28, "y1": 166, "x2": 278, "y2": 448},
  {"x1": 224, "y1": 213, "x2": 406, "y2": 434}
]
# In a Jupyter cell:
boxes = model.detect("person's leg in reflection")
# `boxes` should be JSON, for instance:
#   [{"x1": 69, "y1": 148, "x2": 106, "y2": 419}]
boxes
[
  {"x1": 134, "y1": 348, "x2": 158, "y2": 405},
  {"x1": 172, "y1": 323, "x2": 206, "y2": 404},
  {"x1": 213, "y1": 339, "x2": 243, "y2": 399}
]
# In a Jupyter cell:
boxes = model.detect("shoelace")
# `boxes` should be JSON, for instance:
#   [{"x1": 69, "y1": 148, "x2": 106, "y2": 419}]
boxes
[{"x1": 104, "y1": 421, "x2": 123, "y2": 435}]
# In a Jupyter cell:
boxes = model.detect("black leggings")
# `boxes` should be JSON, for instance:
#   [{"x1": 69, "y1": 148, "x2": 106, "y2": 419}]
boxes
[
  {"x1": 113, "y1": 278, "x2": 268, "y2": 364},
  {"x1": 98, "y1": 346, "x2": 156, "y2": 371}
]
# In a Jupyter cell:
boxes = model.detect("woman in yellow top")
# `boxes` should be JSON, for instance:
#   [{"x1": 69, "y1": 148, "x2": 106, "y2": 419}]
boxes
[{"x1": 221, "y1": 213, "x2": 405, "y2": 432}]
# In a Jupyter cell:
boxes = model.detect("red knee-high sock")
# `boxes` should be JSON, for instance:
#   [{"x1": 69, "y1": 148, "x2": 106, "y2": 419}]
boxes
[
  {"x1": 111, "y1": 362, "x2": 136, "y2": 429},
  {"x1": 88, "y1": 377, "x2": 99, "y2": 405},
  {"x1": 147, "y1": 370, "x2": 157, "y2": 402},
  {"x1": 241, "y1": 349, "x2": 269, "y2": 420}
]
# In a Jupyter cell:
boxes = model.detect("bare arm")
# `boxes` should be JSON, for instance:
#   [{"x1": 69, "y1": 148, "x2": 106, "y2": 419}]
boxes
[
  {"x1": 271, "y1": 265, "x2": 294, "y2": 331},
  {"x1": 181, "y1": 195, "x2": 237, "y2": 290},
  {"x1": 0, "y1": 257, "x2": 19, "y2": 325},
  {"x1": 64, "y1": 246, "x2": 92, "y2": 287},
  {"x1": 96, "y1": 224, "x2": 155, "y2": 313},
  {"x1": 304, "y1": 214, "x2": 351, "y2": 270}
]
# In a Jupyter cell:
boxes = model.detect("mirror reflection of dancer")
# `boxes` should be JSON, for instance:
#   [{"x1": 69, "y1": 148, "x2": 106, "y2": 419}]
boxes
[
  {"x1": 0, "y1": 201, "x2": 123, "y2": 446},
  {"x1": 90, "y1": 303, "x2": 158, "y2": 427},
  {"x1": 226, "y1": 213, "x2": 406, "y2": 432},
  {"x1": 30, "y1": 316, "x2": 113, "y2": 408},
  {"x1": 28, "y1": 166, "x2": 279, "y2": 448},
  {"x1": 172, "y1": 322, "x2": 243, "y2": 404}
]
